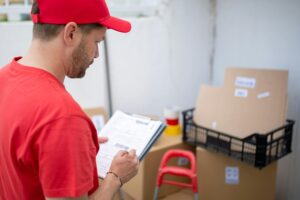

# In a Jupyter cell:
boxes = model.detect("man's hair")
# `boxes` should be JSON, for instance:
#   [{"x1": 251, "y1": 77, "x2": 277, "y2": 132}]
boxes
[{"x1": 32, "y1": 1, "x2": 104, "y2": 41}]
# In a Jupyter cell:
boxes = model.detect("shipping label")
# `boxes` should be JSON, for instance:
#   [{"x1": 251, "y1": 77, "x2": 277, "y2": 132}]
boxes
[
  {"x1": 235, "y1": 76, "x2": 256, "y2": 88},
  {"x1": 234, "y1": 88, "x2": 248, "y2": 98},
  {"x1": 225, "y1": 166, "x2": 239, "y2": 184}
]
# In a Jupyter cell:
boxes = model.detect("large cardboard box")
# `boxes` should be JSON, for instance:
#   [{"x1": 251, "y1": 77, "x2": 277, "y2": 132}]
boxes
[
  {"x1": 194, "y1": 68, "x2": 288, "y2": 138},
  {"x1": 222, "y1": 68, "x2": 288, "y2": 138},
  {"x1": 197, "y1": 147, "x2": 277, "y2": 200},
  {"x1": 193, "y1": 68, "x2": 288, "y2": 156},
  {"x1": 122, "y1": 134, "x2": 195, "y2": 200}
]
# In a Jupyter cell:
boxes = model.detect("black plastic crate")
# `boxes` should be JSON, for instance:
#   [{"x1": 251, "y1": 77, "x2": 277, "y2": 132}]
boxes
[{"x1": 182, "y1": 108, "x2": 295, "y2": 168}]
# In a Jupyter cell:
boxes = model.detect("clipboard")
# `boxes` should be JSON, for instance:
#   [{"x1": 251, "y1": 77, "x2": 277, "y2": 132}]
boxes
[
  {"x1": 96, "y1": 110, "x2": 165, "y2": 178},
  {"x1": 138, "y1": 123, "x2": 166, "y2": 160}
]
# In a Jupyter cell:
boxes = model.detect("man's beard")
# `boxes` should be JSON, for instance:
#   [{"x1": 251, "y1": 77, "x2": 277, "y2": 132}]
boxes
[{"x1": 70, "y1": 39, "x2": 91, "y2": 78}]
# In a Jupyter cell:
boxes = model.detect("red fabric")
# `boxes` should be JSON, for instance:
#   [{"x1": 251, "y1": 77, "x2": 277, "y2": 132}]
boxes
[
  {"x1": 31, "y1": 0, "x2": 131, "y2": 33},
  {"x1": 0, "y1": 57, "x2": 99, "y2": 199}
]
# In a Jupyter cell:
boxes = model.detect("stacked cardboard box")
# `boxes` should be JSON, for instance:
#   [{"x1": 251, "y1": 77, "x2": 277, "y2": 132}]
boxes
[
  {"x1": 197, "y1": 147, "x2": 277, "y2": 200},
  {"x1": 192, "y1": 68, "x2": 288, "y2": 200}
]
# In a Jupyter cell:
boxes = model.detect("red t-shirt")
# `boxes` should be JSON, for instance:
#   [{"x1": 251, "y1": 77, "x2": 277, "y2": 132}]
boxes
[{"x1": 0, "y1": 57, "x2": 99, "y2": 199}]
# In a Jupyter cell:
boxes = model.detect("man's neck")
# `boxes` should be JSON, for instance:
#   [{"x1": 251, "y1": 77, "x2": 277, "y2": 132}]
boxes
[{"x1": 18, "y1": 39, "x2": 66, "y2": 83}]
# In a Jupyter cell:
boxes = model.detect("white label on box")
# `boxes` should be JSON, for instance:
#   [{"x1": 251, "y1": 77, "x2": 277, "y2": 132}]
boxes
[
  {"x1": 177, "y1": 157, "x2": 189, "y2": 166},
  {"x1": 234, "y1": 88, "x2": 248, "y2": 98},
  {"x1": 257, "y1": 91, "x2": 270, "y2": 99},
  {"x1": 211, "y1": 121, "x2": 217, "y2": 129},
  {"x1": 225, "y1": 167, "x2": 239, "y2": 184},
  {"x1": 235, "y1": 76, "x2": 256, "y2": 88}
]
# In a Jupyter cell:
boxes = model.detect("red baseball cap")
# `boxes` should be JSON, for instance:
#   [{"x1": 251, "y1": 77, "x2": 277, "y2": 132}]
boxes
[{"x1": 31, "y1": 0, "x2": 131, "y2": 33}]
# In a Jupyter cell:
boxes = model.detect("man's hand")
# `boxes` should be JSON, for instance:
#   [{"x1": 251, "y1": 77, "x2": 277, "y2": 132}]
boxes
[{"x1": 108, "y1": 149, "x2": 139, "y2": 185}]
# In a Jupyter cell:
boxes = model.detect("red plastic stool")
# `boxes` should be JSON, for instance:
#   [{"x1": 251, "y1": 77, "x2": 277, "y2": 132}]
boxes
[{"x1": 153, "y1": 149, "x2": 199, "y2": 200}]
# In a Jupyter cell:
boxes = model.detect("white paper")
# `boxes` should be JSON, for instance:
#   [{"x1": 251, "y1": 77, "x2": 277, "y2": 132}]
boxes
[
  {"x1": 234, "y1": 88, "x2": 248, "y2": 98},
  {"x1": 257, "y1": 91, "x2": 270, "y2": 99},
  {"x1": 225, "y1": 166, "x2": 239, "y2": 184},
  {"x1": 96, "y1": 110, "x2": 162, "y2": 178},
  {"x1": 235, "y1": 76, "x2": 256, "y2": 88}
]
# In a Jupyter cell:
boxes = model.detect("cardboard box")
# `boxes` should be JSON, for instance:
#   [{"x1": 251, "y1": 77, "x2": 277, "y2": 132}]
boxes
[
  {"x1": 222, "y1": 68, "x2": 288, "y2": 138},
  {"x1": 83, "y1": 107, "x2": 108, "y2": 133},
  {"x1": 83, "y1": 107, "x2": 108, "y2": 121},
  {"x1": 161, "y1": 189, "x2": 195, "y2": 200},
  {"x1": 122, "y1": 134, "x2": 195, "y2": 200},
  {"x1": 197, "y1": 147, "x2": 277, "y2": 200},
  {"x1": 194, "y1": 68, "x2": 288, "y2": 138},
  {"x1": 193, "y1": 86, "x2": 224, "y2": 131},
  {"x1": 193, "y1": 68, "x2": 288, "y2": 156}
]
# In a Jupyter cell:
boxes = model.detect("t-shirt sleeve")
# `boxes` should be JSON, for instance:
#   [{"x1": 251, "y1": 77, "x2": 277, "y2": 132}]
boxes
[{"x1": 36, "y1": 116, "x2": 98, "y2": 197}]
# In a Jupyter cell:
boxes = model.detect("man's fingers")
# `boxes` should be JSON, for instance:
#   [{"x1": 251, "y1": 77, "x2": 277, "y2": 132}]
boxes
[
  {"x1": 115, "y1": 149, "x2": 136, "y2": 158},
  {"x1": 98, "y1": 137, "x2": 108, "y2": 144},
  {"x1": 128, "y1": 149, "x2": 136, "y2": 156},
  {"x1": 116, "y1": 150, "x2": 129, "y2": 157}
]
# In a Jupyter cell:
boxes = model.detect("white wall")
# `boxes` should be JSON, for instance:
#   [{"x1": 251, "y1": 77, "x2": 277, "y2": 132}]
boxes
[
  {"x1": 0, "y1": 22, "x2": 32, "y2": 66},
  {"x1": 107, "y1": 0, "x2": 211, "y2": 117},
  {"x1": 212, "y1": 0, "x2": 300, "y2": 199}
]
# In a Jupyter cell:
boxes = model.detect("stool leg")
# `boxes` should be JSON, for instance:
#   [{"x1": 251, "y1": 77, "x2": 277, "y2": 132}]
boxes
[
  {"x1": 153, "y1": 186, "x2": 160, "y2": 200},
  {"x1": 194, "y1": 193, "x2": 199, "y2": 200}
]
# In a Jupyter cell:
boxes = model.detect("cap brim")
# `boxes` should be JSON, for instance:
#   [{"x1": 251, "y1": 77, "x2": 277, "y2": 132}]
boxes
[{"x1": 100, "y1": 16, "x2": 131, "y2": 33}]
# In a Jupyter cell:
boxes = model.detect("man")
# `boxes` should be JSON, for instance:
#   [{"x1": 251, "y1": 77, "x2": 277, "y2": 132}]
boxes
[{"x1": 0, "y1": 0, "x2": 139, "y2": 199}]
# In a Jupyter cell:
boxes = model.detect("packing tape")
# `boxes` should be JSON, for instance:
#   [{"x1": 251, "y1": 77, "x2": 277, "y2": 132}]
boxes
[{"x1": 163, "y1": 106, "x2": 180, "y2": 120}]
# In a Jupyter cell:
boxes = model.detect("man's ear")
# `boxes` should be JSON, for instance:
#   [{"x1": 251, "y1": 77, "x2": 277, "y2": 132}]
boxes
[{"x1": 63, "y1": 22, "x2": 81, "y2": 46}]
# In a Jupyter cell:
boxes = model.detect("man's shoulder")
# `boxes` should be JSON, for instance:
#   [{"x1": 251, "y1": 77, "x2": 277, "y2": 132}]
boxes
[
  {"x1": 22, "y1": 77, "x2": 88, "y2": 123},
  {"x1": 38, "y1": 86, "x2": 85, "y2": 119}
]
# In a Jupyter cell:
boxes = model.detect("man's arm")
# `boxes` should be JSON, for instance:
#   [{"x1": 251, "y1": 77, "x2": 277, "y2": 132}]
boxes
[
  {"x1": 90, "y1": 149, "x2": 139, "y2": 200},
  {"x1": 45, "y1": 173, "x2": 124, "y2": 200},
  {"x1": 45, "y1": 149, "x2": 139, "y2": 200}
]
